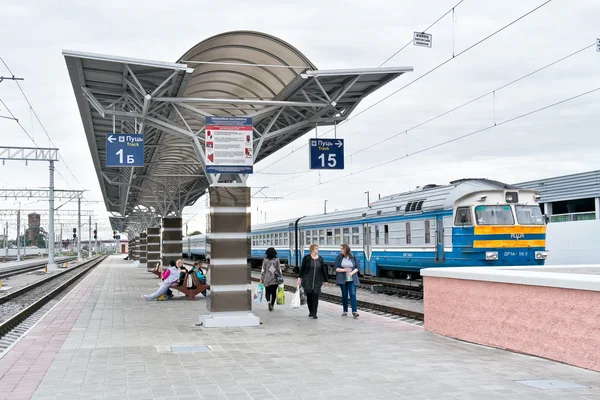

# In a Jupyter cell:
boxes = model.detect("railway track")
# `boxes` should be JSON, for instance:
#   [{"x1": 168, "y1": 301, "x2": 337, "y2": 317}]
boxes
[
  {"x1": 183, "y1": 260, "x2": 424, "y2": 322},
  {"x1": 0, "y1": 257, "x2": 77, "y2": 279},
  {"x1": 0, "y1": 255, "x2": 107, "y2": 354}
]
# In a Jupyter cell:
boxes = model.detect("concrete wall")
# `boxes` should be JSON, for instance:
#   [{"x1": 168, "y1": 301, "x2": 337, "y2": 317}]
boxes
[
  {"x1": 546, "y1": 220, "x2": 600, "y2": 265},
  {"x1": 424, "y1": 276, "x2": 600, "y2": 372}
]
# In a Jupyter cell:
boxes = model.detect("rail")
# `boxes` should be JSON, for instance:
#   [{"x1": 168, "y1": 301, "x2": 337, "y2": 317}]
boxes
[
  {"x1": 0, "y1": 256, "x2": 107, "y2": 339},
  {"x1": 0, "y1": 257, "x2": 77, "y2": 279}
]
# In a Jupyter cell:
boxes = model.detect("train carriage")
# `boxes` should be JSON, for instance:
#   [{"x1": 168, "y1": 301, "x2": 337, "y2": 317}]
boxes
[{"x1": 183, "y1": 178, "x2": 547, "y2": 278}]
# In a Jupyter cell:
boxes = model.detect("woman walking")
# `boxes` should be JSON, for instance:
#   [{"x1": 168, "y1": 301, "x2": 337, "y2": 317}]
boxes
[
  {"x1": 334, "y1": 244, "x2": 360, "y2": 318},
  {"x1": 298, "y1": 244, "x2": 328, "y2": 319},
  {"x1": 260, "y1": 247, "x2": 282, "y2": 311}
]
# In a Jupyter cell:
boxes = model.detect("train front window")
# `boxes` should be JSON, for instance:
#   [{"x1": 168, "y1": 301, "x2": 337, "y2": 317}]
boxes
[
  {"x1": 475, "y1": 205, "x2": 514, "y2": 225},
  {"x1": 516, "y1": 205, "x2": 545, "y2": 225}
]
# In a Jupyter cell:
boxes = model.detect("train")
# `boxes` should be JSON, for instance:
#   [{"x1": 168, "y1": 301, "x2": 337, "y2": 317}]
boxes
[{"x1": 183, "y1": 178, "x2": 548, "y2": 279}]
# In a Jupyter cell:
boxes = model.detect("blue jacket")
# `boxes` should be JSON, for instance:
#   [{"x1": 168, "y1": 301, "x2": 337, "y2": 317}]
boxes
[{"x1": 334, "y1": 253, "x2": 360, "y2": 286}]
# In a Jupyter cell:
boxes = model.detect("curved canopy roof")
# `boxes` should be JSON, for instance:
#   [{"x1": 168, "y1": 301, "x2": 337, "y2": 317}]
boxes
[{"x1": 63, "y1": 31, "x2": 413, "y2": 235}]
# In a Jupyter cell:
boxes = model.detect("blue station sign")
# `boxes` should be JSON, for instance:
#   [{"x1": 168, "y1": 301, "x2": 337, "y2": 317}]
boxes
[
  {"x1": 309, "y1": 138, "x2": 344, "y2": 170},
  {"x1": 106, "y1": 133, "x2": 144, "y2": 167}
]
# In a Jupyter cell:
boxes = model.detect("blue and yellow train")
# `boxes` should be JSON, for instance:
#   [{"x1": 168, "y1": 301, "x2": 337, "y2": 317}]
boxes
[{"x1": 183, "y1": 178, "x2": 547, "y2": 278}]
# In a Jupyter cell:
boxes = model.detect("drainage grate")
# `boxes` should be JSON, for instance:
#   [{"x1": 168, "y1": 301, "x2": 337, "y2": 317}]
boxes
[
  {"x1": 517, "y1": 380, "x2": 588, "y2": 390},
  {"x1": 169, "y1": 346, "x2": 210, "y2": 353}
]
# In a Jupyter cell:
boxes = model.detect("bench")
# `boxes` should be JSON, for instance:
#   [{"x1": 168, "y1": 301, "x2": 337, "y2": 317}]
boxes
[
  {"x1": 169, "y1": 272, "x2": 210, "y2": 300},
  {"x1": 148, "y1": 265, "x2": 162, "y2": 279}
]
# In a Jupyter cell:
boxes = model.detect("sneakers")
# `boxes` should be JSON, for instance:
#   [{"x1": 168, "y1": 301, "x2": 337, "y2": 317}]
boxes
[
  {"x1": 141, "y1": 294, "x2": 148, "y2": 300},
  {"x1": 353, "y1": 312, "x2": 359, "y2": 319},
  {"x1": 268, "y1": 303, "x2": 273, "y2": 312},
  {"x1": 342, "y1": 312, "x2": 348, "y2": 317},
  {"x1": 312, "y1": 315, "x2": 318, "y2": 319}
]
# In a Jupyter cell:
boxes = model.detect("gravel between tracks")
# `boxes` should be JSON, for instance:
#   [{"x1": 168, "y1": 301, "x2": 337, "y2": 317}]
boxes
[{"x1": 0, "y1": 265, "x2": 93, "y2": 323}]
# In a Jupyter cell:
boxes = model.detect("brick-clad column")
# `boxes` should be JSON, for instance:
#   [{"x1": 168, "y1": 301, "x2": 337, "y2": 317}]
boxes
[
  {"x1": 139, "y1": 232, "x2": 147, "y2": 268},
  {"x1": 134, "y1": 236, "x2": 140, "y2": 261},
  {"x1": 200, "y1": 186, "x2": 258, "y2": 328},
  {"x1": 161, "y1": 217, "x2": 182, "y2": 266},
  {"x1": 146, "y1": 227, "x2": 161, "y2": 269},
  {"x1": 128, "y1": 239, "x2": 133, "y2": 260}
]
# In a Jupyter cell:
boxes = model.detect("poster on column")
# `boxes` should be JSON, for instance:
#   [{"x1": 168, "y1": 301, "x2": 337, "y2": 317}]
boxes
[{"x1": 205, "y1": 116, "x2": 253, "y2": 174}]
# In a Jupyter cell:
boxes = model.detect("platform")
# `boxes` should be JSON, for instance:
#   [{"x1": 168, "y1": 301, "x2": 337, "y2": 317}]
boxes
[
  {"x1": 1, "y1": 256, "x2": 599, "y2": 399},
  {"x1": 422, "y1": 264, "x2": 600, "y2": 374},
  {"x1": 0, "y1": 257, "x2": 71, "y2": 271},
  {"x1": 249, "y1": 270, "x2": 425, "y2": 316}
]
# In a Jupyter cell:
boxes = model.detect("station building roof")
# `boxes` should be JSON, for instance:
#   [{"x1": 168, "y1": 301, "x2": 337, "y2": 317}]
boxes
[
  {"x1": 63, "y1": 31, "x2": 413, "y2": 235},
  {"x1": 515, "y1": 170, "x2": 600, "y2": 203}
]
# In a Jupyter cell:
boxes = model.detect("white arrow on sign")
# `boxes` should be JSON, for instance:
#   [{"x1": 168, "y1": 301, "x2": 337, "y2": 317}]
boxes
[
  {"x1": 336, "y1": 140, "x2": 343, "y2": 148},
  {"x1": 107, "y1": 135, "x2": 116, "y2": 144}
]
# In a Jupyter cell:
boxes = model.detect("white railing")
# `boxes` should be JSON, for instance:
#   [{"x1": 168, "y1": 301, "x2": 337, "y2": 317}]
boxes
[{"x1": 550, "y1": 212, "x2": 596, "y2": 223}]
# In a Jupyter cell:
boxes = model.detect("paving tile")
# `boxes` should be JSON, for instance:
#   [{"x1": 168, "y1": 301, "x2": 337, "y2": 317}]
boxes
[{"x1": 0, "y1": 256, "x2": 598, "y2": 399}]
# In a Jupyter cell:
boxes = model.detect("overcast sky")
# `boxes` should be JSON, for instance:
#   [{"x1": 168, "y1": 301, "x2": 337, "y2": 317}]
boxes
[{"x1": 1, "y1": 0, "x2": 599, "y2": 240}]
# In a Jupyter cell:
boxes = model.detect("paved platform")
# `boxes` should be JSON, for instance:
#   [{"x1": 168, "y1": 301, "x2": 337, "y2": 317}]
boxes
[
  {"x1": 249, "y1": 270, "x2": 425, "y2": 315},
  {"x1": 0, "y1": 257, "x2": 71, "y2": 270},
  {"x1": 1, "y1": 255, "x2": 599, "y2": 400}
]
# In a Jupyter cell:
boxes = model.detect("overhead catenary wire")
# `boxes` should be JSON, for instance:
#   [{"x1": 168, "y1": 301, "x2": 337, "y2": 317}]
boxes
[
  {"x1": 276, "y1": 85, "x2": 600, "y2": 198},
  {"x1": 254, "y1": 0, "x2": 553, "y2": 174},
  {"x1": 378, "y1": 0, "x2": 466, "y2": 67},
  {"x1": 0, "y1": 97, "x2": 75, "y2": 191},
  {"x1": 0, "y1": 56, "x2": 85, "y2": 190},
  {"x1": 256, "y1": 39, "x2": 594, "y2": 188}
]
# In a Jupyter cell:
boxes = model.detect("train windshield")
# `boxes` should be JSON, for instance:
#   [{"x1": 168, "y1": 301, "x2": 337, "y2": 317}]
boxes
[
  {"x1": 515, "y1": 205, "x2": 545, "y2": 225},
  {"x1": 474, "y1": 205, "x2": 514, "y2": 225}
]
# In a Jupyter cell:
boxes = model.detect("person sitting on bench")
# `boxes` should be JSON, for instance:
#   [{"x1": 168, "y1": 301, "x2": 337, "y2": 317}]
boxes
[{"x1": 141, "y1": 260, "x2": 179, "y2": 301}]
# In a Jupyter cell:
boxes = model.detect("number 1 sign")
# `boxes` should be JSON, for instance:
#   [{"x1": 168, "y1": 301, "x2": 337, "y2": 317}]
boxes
[
  {"x1": 106, "y1": 133, "x2": 145, "y2": 167},
  {"x1": 309, "y1": 138, "x2": 344, "y2": 170}
]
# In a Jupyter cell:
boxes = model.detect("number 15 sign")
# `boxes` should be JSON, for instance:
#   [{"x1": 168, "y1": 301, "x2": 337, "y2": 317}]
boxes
[
  {"x1": 106, "y1": 133, "x2": 145, "y2": 167},
  {"x1": 309, "y1": 138, "x2": 344, "y2": 170}
]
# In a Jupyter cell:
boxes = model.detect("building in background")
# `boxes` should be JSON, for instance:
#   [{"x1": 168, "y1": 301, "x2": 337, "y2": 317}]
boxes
[{"x1": 27, "y1": 212, "x2": 41, "y2": 242}]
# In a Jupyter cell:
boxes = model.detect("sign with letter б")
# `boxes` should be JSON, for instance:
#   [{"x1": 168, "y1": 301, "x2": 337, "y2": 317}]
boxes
[{"x1": 106, "y1": 133, "x2": 144, "y2": 167}]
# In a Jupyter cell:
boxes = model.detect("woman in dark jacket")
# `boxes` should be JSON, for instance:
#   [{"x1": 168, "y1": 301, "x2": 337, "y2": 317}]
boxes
[
  {"x1": 297, "y1": 243, "x2": 328, "y2": 319},
  {"x1": 334, "y1": 244, "x2": 360, "y2": 318}
]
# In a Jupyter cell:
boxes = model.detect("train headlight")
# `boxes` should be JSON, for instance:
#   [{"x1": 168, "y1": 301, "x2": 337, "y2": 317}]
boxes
[
  {"x1": 485, "y1": 251, "x2": 498, "y2": 261},
  {"x1": 535, "y1": 251, "x2": 547, "y2": 260}
]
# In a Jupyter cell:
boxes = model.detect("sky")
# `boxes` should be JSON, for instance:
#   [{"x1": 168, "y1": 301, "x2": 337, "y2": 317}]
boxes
[{"x1": 0, "y1": 0, "x2": 599, "y2": 240}]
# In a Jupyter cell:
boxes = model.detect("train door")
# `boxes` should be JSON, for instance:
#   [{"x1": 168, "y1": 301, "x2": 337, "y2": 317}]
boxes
[
  {"x1": 362, "y1": 223, "x2": 373, "y2": 275},
  {"x1": 288, "y1": 230, "x2": 294, "y2": 269},
  {"x1": 435, "y1": 216, "x2": 445, "y2": 262}
]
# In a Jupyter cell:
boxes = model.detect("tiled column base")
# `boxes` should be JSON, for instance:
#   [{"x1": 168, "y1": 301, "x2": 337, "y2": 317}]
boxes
[
  {"x1": 146, "y1": 227, "x2": 161, "y2": 269},
  {"x1": 162, "y1": 217, "x2": 182, "y2": 266},
  {"x1": 200, "y1": 186, "x2": 258, "y2": 328},
  {"x1": 133, "y1": 236, "x2": 140, "y2": 262},
  {"x1": 139, "y1": 232, "x2": 147, "y2": 268}
]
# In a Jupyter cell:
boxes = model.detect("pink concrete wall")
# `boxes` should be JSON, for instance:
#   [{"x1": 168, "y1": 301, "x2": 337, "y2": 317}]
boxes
[{"x1": 424, "y1": 276, "x2": 600, "y2": 372}]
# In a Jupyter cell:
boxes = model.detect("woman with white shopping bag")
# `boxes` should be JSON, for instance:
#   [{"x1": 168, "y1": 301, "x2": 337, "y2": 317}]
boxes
[
  {"x1": 260, "y1": 247, "x2": 283, "y2": 311},
  {"x1": 297, "y1": 244, "x2": 328, "y2": 319}
]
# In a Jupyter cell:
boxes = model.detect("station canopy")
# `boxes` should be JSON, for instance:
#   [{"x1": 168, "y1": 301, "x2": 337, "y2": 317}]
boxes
[{"x1": 63, "y1": 31, "x2": 413, "y2": 236}]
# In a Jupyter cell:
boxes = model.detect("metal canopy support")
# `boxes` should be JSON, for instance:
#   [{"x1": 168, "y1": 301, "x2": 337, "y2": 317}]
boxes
[{"x1": 0, "y1": 147, "x2": 61, "y2": 270}]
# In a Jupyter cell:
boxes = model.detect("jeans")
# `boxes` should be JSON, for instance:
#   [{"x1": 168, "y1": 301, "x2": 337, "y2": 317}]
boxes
[
  {"x1": 339, "y1": 281, "x2": 357, "y2": 313},
  {"x1": 265, "y1": 284, "x2": 277, "y2": 306},
  {"x1": 145, "y1": 282, "x2": 175, "y2": 300}
]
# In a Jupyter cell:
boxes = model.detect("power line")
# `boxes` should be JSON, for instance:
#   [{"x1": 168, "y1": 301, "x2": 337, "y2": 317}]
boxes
[
  {"x1": 379, "y1": 0, "x2": 466, "y2": 67},
  {"x1": 255, "y1": 0, "x2": 553, "y2": 174},
  {"x1": 0, "y1": 97, "x2": 75, "y2": 190},
  {"x1": 258, "y1": 36, "x2": 592, "y2": 187},
  {"x1": 276, "y1": 85, "x2": 600, "y2": 198},
  {"x1": 0, "y1": 56, "x2": 85, "y2": 190}
]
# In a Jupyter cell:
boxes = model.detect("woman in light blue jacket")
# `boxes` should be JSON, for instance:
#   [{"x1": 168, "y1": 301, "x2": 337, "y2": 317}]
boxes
[{"x1": 334, "y1": 244, "x2": 360, "y2": 318}]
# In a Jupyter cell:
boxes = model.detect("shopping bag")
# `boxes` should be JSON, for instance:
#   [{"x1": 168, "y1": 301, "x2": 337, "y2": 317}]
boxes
[
  {"x1": 291, "y1": 285, "x2": 301, "y2": 309},
  {"x1": 276, "y1": 284, "x2": 285, "y2": 305},
  {"x1": 254, "y1": 283, "x2": 264, "y2": 304},
  {"x1": 300, "y1": 286, "x2": 307, "y2": 306}
]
